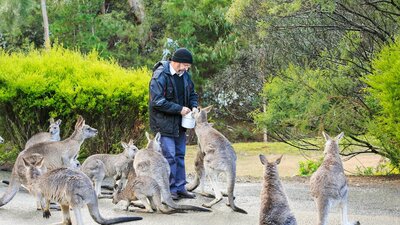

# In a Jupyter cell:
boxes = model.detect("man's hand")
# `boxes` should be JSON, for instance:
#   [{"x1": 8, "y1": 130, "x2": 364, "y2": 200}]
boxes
[{"x1": 180, "y1": 107, "x2": 191, "y2": 116}]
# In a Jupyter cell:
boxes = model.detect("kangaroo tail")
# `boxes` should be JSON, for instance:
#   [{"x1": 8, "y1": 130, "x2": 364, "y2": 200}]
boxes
[
  {"x1": 163, "y1": 195, "x2": 211, "y2": 212},
  {"x1": 186, "y1": 149, "x2": 205, "y2": 191},
  {"x1": 1, "y1": 180, "x2": 9, "y2": 185},
  {"x1": 87, "y1": 196, "x2": 142, "y2": 224},
  {"x1": 227, "y1": 165, "x2": 247, "y2": 214},
  {"x1": 0, "y1": 173, "x2": 21, "y2": 207}
]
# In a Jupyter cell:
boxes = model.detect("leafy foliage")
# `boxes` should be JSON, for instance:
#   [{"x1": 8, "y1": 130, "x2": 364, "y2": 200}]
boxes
[
  {"x1": 365, "y1": 39, "x2": 400, "y2": 168},
  {"x1": 298, "y1": 158, "x2": 323, "y2": 176},
  {"x1": 0, "y1": 46, "x2": 150, "y2": 155}
]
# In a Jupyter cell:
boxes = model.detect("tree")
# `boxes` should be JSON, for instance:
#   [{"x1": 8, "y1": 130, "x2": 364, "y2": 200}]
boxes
[{"x1": 228, "y1": 0, "x2": 400, "y2": 156}]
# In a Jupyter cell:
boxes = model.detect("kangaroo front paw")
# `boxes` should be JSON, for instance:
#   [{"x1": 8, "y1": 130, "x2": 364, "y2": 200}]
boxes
[{"x1": 43, "y1": 210, "x2": 51, "y2": 218}]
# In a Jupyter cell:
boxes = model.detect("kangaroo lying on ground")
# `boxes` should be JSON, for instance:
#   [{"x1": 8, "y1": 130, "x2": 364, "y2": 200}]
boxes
[
  {"x1": 133, "y1": 132, "x2": 210, "y2": 212},
  {"x1": 25, "y1": 118, "x2": 62, "y2": 149},
  {"x1": 81, "y1": 139, "x2": 138, "y2": 197},
  {"x1": 187, "y1": 106, "x2": 247, "y2": 214},
  {"x1": 22, "y1": 154, "x2": 142, "y2": 225},
  {"x1": 112, "y1": 161, "x2": 178, "y2": 214},
  {"x1": 0, "y1": 115, "x2": 97, "y2": 207},
  {"x1": 259, "y1": 154, "x2": 297, "y2": 225},
  {"x1": 310, "y1": 132, "x2": 360, "y2": 225}
]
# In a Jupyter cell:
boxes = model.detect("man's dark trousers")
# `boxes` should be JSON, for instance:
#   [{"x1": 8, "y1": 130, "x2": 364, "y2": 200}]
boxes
[{"x1": 160, "y1": 131, "x2": 187, "y2": 194}]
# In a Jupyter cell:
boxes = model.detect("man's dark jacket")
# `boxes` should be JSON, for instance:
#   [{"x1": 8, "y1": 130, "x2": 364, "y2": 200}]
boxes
[{"x1": 149, "y1": 61, "x2": 198, "y2": 137}]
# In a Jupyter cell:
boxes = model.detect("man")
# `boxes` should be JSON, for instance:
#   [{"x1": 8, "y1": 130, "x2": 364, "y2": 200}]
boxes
[{"x1": 149, "y1": 48, "x2": 198, "y2": 200}]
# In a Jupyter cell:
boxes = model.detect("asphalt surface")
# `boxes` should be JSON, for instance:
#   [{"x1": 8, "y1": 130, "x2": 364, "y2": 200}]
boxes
[{"x1": 0, "y1": 171, "x2": 399, "y2": 225}]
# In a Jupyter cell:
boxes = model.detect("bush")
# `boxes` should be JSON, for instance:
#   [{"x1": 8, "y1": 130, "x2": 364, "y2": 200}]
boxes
[
  {"x1": 0, "y1": 46, "x2": 150, "y2": 157},
  {"x1": 298, "y1": 158, "x2": 323, "y2": 176},
  {"x1": 365, "y1": 38, "x2": 400, "y2": 170}
]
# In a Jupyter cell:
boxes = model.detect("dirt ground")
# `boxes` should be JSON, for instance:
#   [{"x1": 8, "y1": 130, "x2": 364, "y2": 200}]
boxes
[{"x1": 0, "y1": 170, "x2": 399, "y2": 225}]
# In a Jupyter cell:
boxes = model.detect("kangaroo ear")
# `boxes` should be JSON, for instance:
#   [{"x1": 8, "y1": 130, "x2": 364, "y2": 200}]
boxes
[
  {"x1": 75, "y1": 115, "x2": 84, "y2": 129},
  {"x1": 145, "y1": 132, "x2": 151, "y2": 142},
  {"x1": 335, "y1": 132, "x2": 344, "y2": 141},
  {"x1": 36, "y1": 156, "x2": 45, "y2": 168},
  {"x1": 259, "y1": 154, "x2": 268, "y2": 165},
  {"x1": 322, "y1": 131, "x2": 331, "y2": 141},
  {"x1": 155, "y1": 132, "x2": 161, "y2": 142},
  {"x1": 56, "y1": 119, "x2": 62, "y2": 125},
  {"x1": 121, "y1": 141, "x2": 128, "y2": 149},
  {"x1": 22, "y1": 157, "x2": 31, "y2": 168},
  {"x1": 202, "y1": 105, "x2": 212, "y2": 113},
  {"x1": 49, "y1": 118, "x2": 55, "y2": 124},
  {"x1": 276, "y1": 155, "x2": 283, "y2": 165}
]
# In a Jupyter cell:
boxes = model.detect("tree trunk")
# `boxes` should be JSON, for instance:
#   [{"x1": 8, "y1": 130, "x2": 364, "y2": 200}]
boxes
[
  {"x1": 40, "y1": 0, "x2": 50, "y2": 49},
  {"x1": 127, "y1": 0, "x2": 145, "y2": 24}
]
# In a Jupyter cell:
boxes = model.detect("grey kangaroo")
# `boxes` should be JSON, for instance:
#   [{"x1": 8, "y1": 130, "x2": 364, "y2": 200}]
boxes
[
  {"x1": 133, "y1": 132, "x2": 210, "y2": 212},
  {"x1": 22, "y1": 154, "x2": 142, "y2": 225},
  {"x1": 25, "y1": 118, "x2": 62, "y2": 149},
  {"x1": 81, "y1": 139, "x2": 139, "y2": 197},
  {"x1": 259, "y1": 154, "x2": 297, "y2": 225},
  {"x1": 310, "y1": 132, "x2": 360, "y2": 225},
  {"x1": 112, "y1": 161, "x2": 177, "y2": 214},
  {"x1": 187, "y1": 106, "x2": 247, "y2": 214},
  {"x1": 0, "y1": 115, "x2": 97, "y2": 207}
]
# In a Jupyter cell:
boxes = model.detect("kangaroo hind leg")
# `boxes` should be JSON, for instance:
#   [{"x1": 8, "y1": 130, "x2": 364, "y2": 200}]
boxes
[{"x1": 202, "y1": 172, "x2": 222, "y2": 208}]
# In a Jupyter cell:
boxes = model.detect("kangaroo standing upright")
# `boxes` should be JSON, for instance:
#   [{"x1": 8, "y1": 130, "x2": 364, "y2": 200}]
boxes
[
  {"x1": 81, "y1": 139, "x2": 139, "y2": 197},
  {"x1": 259, "y1": 154, "x2": 297, "y2": 225},
  {"x1": 187, "y1": 106, "x2": 247, "y2": 214},
  {"x1": 133, "y1": 132, "x2": 210, "y2": 212},
  {"x1": 0, "y1": 115, "x2": 97, "y2": 207},
  {"x1": 22, "y1": 154, "x2": 142, "y2": 225},
  {"x1": 25, "y1": 118, "x2": 62, "y2": 149},
  {"x1": 310, "y1": 132, "x2": 360, "y2": 225}
]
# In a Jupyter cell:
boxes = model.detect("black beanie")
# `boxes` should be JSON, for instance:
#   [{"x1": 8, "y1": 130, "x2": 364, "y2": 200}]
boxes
[{"x1": 171, "y1": 48, "x2": 193, "y2": 64}]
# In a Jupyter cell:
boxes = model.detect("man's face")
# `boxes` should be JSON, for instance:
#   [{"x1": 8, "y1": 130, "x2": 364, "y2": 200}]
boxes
[{"x1": 174, "y1": 62, "x2": 191, "y2": 75}]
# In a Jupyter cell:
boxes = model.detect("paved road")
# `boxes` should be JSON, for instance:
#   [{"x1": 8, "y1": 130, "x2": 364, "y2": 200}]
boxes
[{"x1": 0, "y1": 171, "x2": 399, "y2": 225}]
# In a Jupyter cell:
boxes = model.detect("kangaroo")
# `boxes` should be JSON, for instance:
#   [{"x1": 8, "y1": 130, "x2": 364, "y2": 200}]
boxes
[
  {"x1": 188, "y1": 106, "x2": 247, "y2": 214},
  {"x1": 0, "y1": 136, "x2": 3, "y2": 144},
  {"x1": 25, "y1": 118, "x2": 62, "y2": 149},
  {"x1": 81, "y1": 139, "x2": 139, "y2": 197},
  {"x1": 22, "y1": 154, "x2": 142, "y2": 225},
  {"x1": 259, "y1": 154, "x2": 297, "y2": 225},
  {"x1": 133, "y1": 132, "x2": 210, "y2": 212},
  {"x1": 310, "y1": 132, "x2": 360, "y2": 225},
  {"x1": 112, "y1": 161, "x2": 178, "y2": 214},
  {"x1": 0, "y1": 115, "x2": 97, "y2": 207}
]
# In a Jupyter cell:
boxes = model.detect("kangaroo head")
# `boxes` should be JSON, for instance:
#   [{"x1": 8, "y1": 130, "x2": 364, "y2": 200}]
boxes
[
  {"x1": 22, "y1": 153, "x2": 47, "y2": 181},
  {"x1": 74, "y1": 115, "x2": 98, "y2": 139},
  {"x1": 121, "y1": 139, "x2": 139, "y2": 159},
  {"x1": 112, "y1": 182, "x2": 124, "y2": 204},
  {"x1": 48, "y1": 118, "x2": 62, "y2": 136},
  {"x1": 193, "y1": 106, "x2": 212, "y2": 125},
  {"x1": 322, "y1": 131, "x2": 344, "y2": 155},
  {"x1": 259, "y1": 154, "x2": 282, "y2": 176},
  {"x1": 0, "y1": 136, "x2": 3, "y2": 144},
  {"x1": 145, "y1": 132, "x2": 162, "y2": 153}
]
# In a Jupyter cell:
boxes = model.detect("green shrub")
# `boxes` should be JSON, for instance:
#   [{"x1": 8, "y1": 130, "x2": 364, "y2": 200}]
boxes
[
  {"x1": 0, "y1": 46, "x2": 150, "y2": 156},
  {"x1": 298, "y1": 158, "x2": 323, "y2": 176},
  {"x1": 365, "y1": 38, "x2": 400, "y2": 170}
]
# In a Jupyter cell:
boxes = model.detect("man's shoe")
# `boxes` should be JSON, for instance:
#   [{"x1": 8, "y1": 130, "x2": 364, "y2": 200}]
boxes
[
  {"x1": 177, "y1": 190, "x2": 196, "y2": 199},
  {"x1": 171, "y1": 193, "x2": 179, "y2": 200}
]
